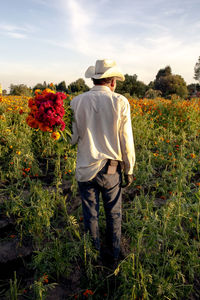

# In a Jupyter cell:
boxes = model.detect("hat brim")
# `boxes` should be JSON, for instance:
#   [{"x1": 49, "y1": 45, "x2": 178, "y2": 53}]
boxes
[{"x1": 85, "y1": 65, "x2": 125, "y2": 81}]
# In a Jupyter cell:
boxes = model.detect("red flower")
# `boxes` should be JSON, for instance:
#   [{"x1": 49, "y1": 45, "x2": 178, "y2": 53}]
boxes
[
  {"x1": 27, "y1": 90, "x2": 67, "y2": 132},
  {"x1": 83, "y1": 289, "x2": 94, "y2": 297}
]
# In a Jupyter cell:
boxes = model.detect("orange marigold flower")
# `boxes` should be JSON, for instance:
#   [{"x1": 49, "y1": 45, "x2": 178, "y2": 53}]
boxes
[
  {"x1": 51, "y1": 131, "x2": 61, "y2": 140},
  {"x1": 42, "y1": 88, "x2": 55, "y2": 95},
  {"x1": 26, "y1": 115, "x2": 39, "y2": 129},
  {"x1": 34, "y1": 89, "x2": 42, "y2": 95},
  {"x1": 136, "y1": 185, "x2": 142, "y2": 189},
  {"x1": 43, "y1": 274, "x2": 48, "y2": 283},
  {"x1": 39, "y1": 123, "x2": 52, "y2": 132}
]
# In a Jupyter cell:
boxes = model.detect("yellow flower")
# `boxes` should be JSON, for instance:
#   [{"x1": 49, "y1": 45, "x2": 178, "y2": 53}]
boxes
[
  {"x1": 190, "y1": 153, "x2": 196, "y2": 158},
  {"x1": 42, "y1": 88, "x2": 55, "y2": 95},
  {"x1": 16, "y1": 151, "x2": 21, "y2": 155},
  {"x1": 51, "y1": 131, "x2": 61, "y2": 140},
  {"x1": 34, "y1": 89, "x2": 41, "y2": 95}
]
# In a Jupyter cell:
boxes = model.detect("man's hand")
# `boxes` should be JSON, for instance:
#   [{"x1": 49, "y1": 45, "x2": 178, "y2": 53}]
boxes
[{"x1": 121, "y1": 174, "x2": 133, "y2": 188}]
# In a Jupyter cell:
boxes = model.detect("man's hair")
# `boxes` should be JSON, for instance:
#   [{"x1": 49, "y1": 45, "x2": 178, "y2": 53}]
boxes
[{"x1": 92, "y1": 77, "x2": 114, "y2": 85}]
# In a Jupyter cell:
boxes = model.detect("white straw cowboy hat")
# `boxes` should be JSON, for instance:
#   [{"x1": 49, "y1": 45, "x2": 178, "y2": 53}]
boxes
[{"x1": 85, "y1": 59, "x2": 125, "y2": 81}]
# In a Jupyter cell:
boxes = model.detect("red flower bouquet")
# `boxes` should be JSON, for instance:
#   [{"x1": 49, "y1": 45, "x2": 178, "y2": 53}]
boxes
[{"x1": 26, "y1": 89, "x2": 66, "y2": 133}]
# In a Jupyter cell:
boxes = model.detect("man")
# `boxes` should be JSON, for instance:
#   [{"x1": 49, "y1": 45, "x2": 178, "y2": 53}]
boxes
[{"x1": 70, "y1": 59, "x2": 135, "y2": 265}]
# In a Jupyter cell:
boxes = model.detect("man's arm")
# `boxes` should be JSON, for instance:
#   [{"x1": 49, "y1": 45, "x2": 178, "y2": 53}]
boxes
[
  {"x1": 70, "y1": 120, "x2": 79, "y2": 145},
  {"x1": 70, "y1": 100, "x2": 79, "y2": 145},
  {"x1": 119, "y1": 99, "x2": 136, "y2": 176}
]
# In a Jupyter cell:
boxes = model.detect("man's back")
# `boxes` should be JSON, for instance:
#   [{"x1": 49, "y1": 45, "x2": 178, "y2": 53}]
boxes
[{"x1": 71, "y1": 85, "x2": 134, "y2": 182}]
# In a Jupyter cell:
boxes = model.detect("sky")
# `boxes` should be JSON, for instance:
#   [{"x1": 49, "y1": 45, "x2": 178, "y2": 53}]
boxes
[{"x1": 0, "y1": 0, "x2": 200, "y2": 91}]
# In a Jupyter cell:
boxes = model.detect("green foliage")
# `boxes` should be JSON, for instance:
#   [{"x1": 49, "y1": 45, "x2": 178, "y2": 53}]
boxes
[
  {"x1": 194, "y1": 56, "x2": 200, "y2": 83},
  {"x1": 145, "y1": 88, "x2": 162, "y2": 99},
  {"x1": 115, "y1": 74, "x2": 147, "y2": 97},
  {"x1": 55, "y1": 80, "x2": 68, "y2": 93},
  {"x1": 154, "y1": 67, "x2": 188, "y2": 98},
  {"x1": 0, "y1": 95, "x2": 200, "y2": 299},
  {"x1": 9, "y1": 84, "x2": 32, "y2": 96},
  {"x1": 187, "y1": 83, "x2": 200, "y2": 97},
  {"x1": 33, "y1": 83, "x2": 46, "y2": 92},
  {"x1": 68, "y1": 78, "x2": 89, "y2": 94},
  {"x1": 155, "y1": 65, "x2": 172, "y2": 81}
]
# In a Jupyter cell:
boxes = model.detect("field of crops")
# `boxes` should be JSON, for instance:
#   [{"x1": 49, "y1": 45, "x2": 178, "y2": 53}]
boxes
[{"x1": 0, "y1": 92, "x2": 200, "y2": 299}]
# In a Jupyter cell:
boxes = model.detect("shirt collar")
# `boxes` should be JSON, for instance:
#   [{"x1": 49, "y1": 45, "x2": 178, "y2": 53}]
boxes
[{"x1": 90, "y1": 85, "x2": 111, "y2": 92}]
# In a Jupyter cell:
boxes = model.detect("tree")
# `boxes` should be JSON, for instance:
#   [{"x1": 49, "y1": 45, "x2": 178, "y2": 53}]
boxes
[
  {"x1": 145, "y1": 88, "x2": 162, "y2": 99},
  {"x1": 33, "y1": 81, "x2": 53, "y2": 92},
  {"x1": 194, "y1": 56, "x2": 200, "y2": 83},
  {"x1": 155, "y1": 66, "x2": 172, "y2": 82},
  {"x1": 154, "y1": 66, "x2": 188, "y2": 98},
  {"x1": 9, "y1": 84, "x2": 32, "y2": 96},
  {"x1": 56, "y1": 81, "x2": 68, "y2": 93},
  {"x1": 33, "y1": 83, "x2": 46, "y2": 92},
  {"x1": 68, "y1": 78, "x2": 89, "y2": 94},
  {"x1": 187, "y1": 83, "x2": 200, "y2": 98},
  {"x1": 115, "y1": 74, "x2": 147, "y2": 97}
]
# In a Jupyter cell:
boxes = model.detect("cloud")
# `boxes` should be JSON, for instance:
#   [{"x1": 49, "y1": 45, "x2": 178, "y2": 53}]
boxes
[
  {"x1": 56, "y1": 0, "x2": 199, "y2": 84},
  {"x1": 6, "y1": 32, "x2": 27, "y2": 39},
  {"x1": 0, "y1": 22, "x2": 36, "y2": 39},
  {"x1": 1, "y1": 0, "x2": 199, "y2": 88},
  {"x1": 163, "y1": 8, "x2": 185, "y2": 16},
  {"x1": 0, "y1": 23, "x2": 27, "y2": 39},
  {"x1": 60, "y1": 0, "x2": 95, "y2": 54}
]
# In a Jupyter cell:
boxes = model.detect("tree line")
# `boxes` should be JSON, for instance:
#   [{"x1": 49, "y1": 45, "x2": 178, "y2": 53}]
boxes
[{"x1": 5, "y1": 57, "x2": 200, "y2": 99}]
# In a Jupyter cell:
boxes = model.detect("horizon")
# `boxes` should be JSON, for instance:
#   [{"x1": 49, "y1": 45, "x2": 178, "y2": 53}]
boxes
[{"x1": 1, "y1": 0, "x2": 200, "y2": 91}]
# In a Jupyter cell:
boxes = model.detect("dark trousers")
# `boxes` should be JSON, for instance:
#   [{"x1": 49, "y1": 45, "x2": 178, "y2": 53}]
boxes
[{"x1": 78, "y1": 161, "x2": 122, "y2": 259}]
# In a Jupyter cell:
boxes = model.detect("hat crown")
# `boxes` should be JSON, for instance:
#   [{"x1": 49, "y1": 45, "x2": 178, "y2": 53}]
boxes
[
  {"x1": 84, "y1": 59, "x2": 125, "y2": 81},
  {"x1": 95, "y1": 59, "x2": 116, "y2": 75}
]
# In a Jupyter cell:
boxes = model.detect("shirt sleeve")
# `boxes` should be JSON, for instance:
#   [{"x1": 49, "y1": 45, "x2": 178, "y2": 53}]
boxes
[
  {"x1": 119, "y1": 98, "x2": 136, "y2": 174},
  {"x1": 70, "y1": 99, "x2": 79, "y2": 145},
  {"x1": 70, "y1": 121, "x2": 79, "y2": 145}
]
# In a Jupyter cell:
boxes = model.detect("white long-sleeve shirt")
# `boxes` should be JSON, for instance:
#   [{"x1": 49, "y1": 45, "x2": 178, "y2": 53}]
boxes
[{"x1": 70, "y1": 85, "x2": 135, "y2": 182}]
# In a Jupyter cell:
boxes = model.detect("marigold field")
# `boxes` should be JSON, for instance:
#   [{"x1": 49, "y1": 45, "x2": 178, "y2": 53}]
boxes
[{"x1": 0, "y1": 93, "x2": 200, "y2": 299}]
